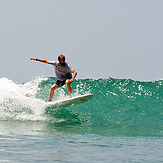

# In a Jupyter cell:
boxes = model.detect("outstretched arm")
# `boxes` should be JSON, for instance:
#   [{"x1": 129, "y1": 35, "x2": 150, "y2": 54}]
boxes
[{"x1": 30, "y1": 57, "x2": 48, "y2": 63}]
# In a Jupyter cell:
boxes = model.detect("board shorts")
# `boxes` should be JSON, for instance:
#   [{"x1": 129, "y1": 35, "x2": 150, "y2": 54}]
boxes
[{"x1": 55, "y1": 76, "x2": 72, "y2": 87}]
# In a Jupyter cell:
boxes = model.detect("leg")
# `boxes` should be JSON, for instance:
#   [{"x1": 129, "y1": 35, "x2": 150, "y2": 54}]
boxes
[
  {"x1": 66, "y1": 80, "x2": 72, "y2": 97},
  {"x1": 49, "y1": 84, "x2": 58, "y2": 101}
]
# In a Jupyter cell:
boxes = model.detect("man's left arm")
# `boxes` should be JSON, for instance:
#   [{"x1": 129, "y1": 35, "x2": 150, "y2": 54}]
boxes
[{"x1": 70, "y1": 70, "x2": 77, "y2": 83}]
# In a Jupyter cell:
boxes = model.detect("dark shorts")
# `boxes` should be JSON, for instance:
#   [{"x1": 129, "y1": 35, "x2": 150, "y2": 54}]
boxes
[{"x1": 55, "y1": 76, "x2": 72, "y2": 88}]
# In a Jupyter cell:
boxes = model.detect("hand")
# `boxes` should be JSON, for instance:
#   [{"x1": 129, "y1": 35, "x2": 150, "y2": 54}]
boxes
[{"x1": 30, "y1": 57, "x2": 36, "y2": 61}]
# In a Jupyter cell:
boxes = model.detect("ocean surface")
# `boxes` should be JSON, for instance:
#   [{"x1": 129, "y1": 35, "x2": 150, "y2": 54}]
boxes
[{"x1": 0, "y1": 77, "x2": 162, "y2": 162}]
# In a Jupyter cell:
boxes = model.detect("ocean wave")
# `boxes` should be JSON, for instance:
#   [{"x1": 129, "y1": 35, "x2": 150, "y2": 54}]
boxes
[{"x1": 0, "y1": 77, "x2": 162, "y2": 136}]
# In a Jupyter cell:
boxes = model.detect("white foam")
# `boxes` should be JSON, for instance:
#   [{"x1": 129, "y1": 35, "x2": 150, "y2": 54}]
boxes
[{"x1": 0, "y1": 77, "x2": 47, "y2": 121}]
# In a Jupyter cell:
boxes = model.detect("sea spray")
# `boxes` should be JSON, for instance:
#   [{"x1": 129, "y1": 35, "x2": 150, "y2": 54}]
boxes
[{"x1": 0, "y1": 78, "x2": 46, "y2": 121}]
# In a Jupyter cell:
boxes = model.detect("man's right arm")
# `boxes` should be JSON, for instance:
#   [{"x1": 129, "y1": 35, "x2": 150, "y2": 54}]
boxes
[{"x1": 30, "y1": 58, "x2": 48, "y2": 63}]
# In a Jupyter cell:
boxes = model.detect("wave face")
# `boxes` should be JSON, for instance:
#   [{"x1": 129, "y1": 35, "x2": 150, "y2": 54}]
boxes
[{"x1": 0, "y1": 77, "x2": 162, "y2": 137}]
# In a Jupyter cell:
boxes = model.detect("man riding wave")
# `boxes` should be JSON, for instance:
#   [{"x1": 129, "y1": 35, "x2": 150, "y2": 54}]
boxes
[{"x1": 30, "y1": 54, "x2": 77, "y2": 101}]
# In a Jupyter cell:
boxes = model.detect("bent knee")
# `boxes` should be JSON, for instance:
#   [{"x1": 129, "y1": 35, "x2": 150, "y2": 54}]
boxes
[
  {"x1": 66, "y1": 80, "x2": 68, "y2": 84},
  {"x1": 51, "y1": 84, "x2": 58, "y2": 90},
  {"x1": 66, "y1": 80, "x2": 71, "y2": 85}
]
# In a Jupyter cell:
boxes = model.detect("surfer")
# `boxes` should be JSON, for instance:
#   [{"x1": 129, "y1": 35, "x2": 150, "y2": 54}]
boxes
[{"x1": 30, "y1": 55, "x2": 77, "y2": 101}]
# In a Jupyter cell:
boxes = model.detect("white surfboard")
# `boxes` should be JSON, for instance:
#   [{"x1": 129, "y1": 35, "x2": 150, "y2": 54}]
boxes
[{"x1": 45, "y1": 94, "x2": 93, "y2": 109}]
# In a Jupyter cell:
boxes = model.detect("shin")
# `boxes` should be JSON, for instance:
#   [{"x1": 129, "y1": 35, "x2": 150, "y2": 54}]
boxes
[{"x1": 49, "y1": 84, "x2": 58, "y2": 101}]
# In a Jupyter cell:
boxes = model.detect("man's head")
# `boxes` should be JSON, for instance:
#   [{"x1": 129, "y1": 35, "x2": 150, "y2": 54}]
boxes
[{"x1": 58, "y1": 54, "x2": 65, "y2": 65}]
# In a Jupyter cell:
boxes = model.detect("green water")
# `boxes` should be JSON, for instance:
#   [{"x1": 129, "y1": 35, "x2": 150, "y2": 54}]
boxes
[
  {"x1": 0, "y1": 77, "x2": 162, "y2": 137},
  {"x1": 35, "y1": 77, "x2": 163, "y2": 137},
  {"x1": 0, "y1": 77, "x2": 162, "y2": 162}
]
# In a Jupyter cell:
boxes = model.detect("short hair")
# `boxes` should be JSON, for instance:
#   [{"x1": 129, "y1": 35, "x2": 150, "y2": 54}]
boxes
[{"x1": 58, "y1": 54, "x2": 65, "y2": 61}]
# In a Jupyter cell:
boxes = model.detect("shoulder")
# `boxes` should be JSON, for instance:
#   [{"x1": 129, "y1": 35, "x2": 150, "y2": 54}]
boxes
[
  {"x1": 65, "y1": 62, "x2": 71, "y2": 67},
  {"x1": 66, "y1": 62, "x2": 74, "y2": 72},
  {"x1": 48, "y1": 61, "x2": 57, "y2": 65}
]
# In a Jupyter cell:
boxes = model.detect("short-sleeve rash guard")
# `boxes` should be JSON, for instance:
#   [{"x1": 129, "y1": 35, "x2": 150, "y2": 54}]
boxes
[{"x1": 48, "y1": 61, "x2": 74, "y2": 81}]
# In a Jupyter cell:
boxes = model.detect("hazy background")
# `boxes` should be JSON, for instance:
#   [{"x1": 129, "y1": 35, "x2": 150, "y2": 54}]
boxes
[{"x1": 0, "y1": 0, "x2": 162, "y2": 83}]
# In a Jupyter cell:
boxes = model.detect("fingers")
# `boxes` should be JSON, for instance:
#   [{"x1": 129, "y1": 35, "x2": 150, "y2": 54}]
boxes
[{"x1": 30, "y1": 58, "x2": 36, "y2": 61}]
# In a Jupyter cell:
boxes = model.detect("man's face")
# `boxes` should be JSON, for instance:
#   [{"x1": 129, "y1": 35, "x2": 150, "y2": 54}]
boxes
[{"x1": 59, "y1": 58, "x2": 65, "y2": 65}]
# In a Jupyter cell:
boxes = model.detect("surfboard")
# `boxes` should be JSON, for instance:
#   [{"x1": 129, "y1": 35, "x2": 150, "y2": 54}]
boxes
[{"x1": 45, "y1": 94, "x2": 93, "y2": 109}]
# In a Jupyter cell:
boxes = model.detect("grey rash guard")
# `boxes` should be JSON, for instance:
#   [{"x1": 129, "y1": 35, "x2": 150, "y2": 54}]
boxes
[{"x1": 48, "y1": 61, "x2": 74, "y2": 81}]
